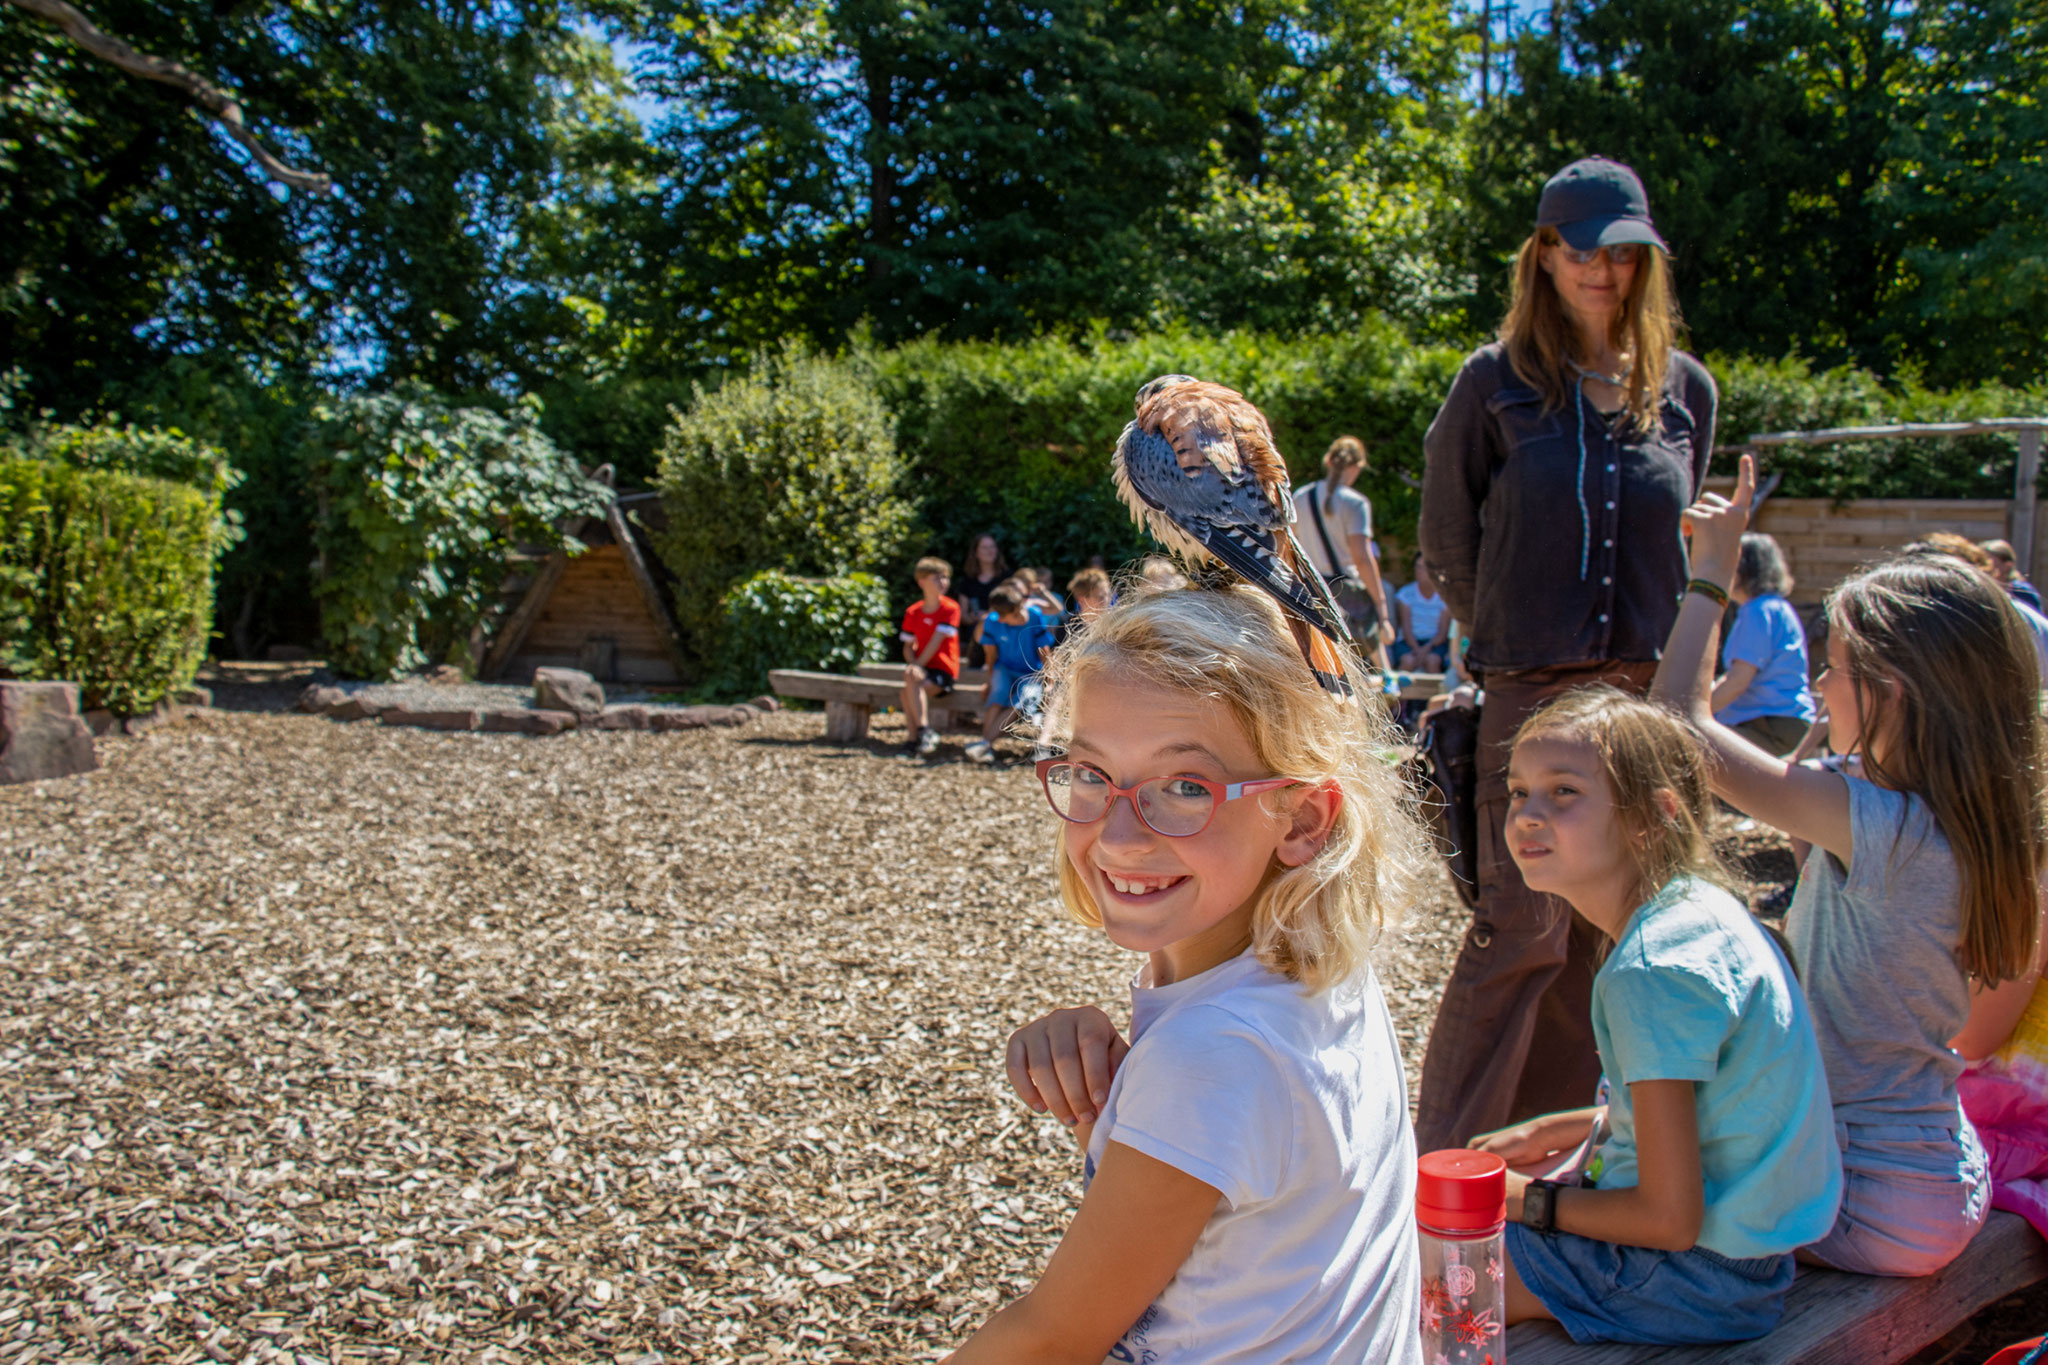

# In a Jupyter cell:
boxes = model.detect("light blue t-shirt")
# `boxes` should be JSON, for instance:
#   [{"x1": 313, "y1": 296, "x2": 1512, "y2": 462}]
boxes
[
  {"x1": 1590, "y1": 876, "x2": 1842, "y2": 1260},
  {"x1": 1716, "y1": 594, "x2": 1814, "y2": 727}
]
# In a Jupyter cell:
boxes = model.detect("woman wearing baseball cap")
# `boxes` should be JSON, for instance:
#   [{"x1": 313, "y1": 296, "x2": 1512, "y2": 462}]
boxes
[{"x1": 1415, "y1": 156, "x2": 1719, "y2": 1153}]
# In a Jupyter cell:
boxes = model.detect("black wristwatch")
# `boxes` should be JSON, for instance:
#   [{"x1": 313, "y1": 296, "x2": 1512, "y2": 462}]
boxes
[{"x1": 1522, "y1": 1178, "x2": 1563, "y2": 1235}]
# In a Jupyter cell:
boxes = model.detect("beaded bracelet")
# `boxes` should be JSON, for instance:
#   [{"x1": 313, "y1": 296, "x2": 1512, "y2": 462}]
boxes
[{"x1": 1687, "y1": 577, "x2": 1731, "y2": 608}]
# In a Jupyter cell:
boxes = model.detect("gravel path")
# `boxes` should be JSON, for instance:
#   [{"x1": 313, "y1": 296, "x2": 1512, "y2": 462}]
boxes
[{"x1": 0, "y1": 708, "x2": 1461, "y2": 1362}]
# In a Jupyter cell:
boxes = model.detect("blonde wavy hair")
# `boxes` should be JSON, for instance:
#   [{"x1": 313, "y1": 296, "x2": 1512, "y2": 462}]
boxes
[
  {"x1": 1500, "y1": 229, "x2": 1681, "y2": 435},
  {"x1": 1036, "y1": 586, "x2": 1432, "y2": 991}
]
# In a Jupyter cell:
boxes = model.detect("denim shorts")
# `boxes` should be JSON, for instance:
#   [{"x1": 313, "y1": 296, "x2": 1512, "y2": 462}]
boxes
[{"x1": 1505, "y1": 1223, "x2": 1795, "y2": 1345}]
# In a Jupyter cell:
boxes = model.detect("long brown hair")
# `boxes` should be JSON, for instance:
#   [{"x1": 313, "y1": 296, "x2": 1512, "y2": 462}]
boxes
[
  {"x1": 1829, "y1": 557, "x2": 2047, "y2": 984},
  {"x1": 961, "y1": 531, "x2": 1008, "y2": 583},
  {"x1": 1499, "y1": 230, "x2": 1681, "y2": 435},
  {"x1": 1514, "y1": 687, "x2": 1739, "y2": 921}
]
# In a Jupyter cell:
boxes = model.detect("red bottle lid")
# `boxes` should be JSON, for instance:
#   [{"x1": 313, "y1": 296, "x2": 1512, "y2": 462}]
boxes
[{"x1": 1416, "y1": 1149, "x2": 1506, "y2": 1237}]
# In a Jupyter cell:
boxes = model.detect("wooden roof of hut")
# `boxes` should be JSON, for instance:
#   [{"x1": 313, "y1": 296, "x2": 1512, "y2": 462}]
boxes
[{"x1": 481, "y1": 490, "x2": 686, "y2": 684}]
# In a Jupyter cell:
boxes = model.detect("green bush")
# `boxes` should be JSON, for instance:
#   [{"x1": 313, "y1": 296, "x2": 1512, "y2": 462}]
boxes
[
  {"x1": 714, "y1": 570, "x2": 892, "y2": 696},
  {"x1": 0, "y1": 458, "x2": 217, "y2": 713},
  {"x1": 653, "y1": 346, "x2": 914, "y2": 671},
  {"x1": 305, "y1": 385, "x2": 613, "y2": 679}
]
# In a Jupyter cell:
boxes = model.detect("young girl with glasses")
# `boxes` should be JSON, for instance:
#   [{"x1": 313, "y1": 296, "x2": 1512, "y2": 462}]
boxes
[{"x1": 947, "y1": 586, "x2": 1433, "y2": 1364}]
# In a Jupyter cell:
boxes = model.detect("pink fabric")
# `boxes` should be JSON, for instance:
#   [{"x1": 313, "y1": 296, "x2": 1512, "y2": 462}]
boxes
[{"x1": 1958, "y1": 981, "x2": 2048, "y2": 1242}]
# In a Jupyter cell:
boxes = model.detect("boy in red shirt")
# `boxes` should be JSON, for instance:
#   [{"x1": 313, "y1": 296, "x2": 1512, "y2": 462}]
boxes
[{"x1": 899, "y1": 556, "x2": 962, "y2": 756}]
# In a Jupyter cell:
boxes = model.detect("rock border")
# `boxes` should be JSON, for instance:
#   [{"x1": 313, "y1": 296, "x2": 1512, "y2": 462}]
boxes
[{"x1": 296, "y1": 683, "x2": 779, "y2": 736}]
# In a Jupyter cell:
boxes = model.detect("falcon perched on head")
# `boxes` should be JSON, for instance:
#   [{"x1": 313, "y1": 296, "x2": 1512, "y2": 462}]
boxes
[{"x1": 1111, "y1": 375, "x2": 1358, "y2": 698}]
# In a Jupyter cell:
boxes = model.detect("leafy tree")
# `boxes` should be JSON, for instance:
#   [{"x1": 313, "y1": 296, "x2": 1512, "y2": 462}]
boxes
[
  {"x1": 625, "y1": 0, "x2": 1472, "y2": 362},
  {"x1": 1475, "y1": 0, "x2": 2048, "y2": 384},
  {"x1": 305, "y1": 385, "x2": 613, "y2": 678},
  {"x1": 0, "y1": 0, "x2": 643, "y2": 415}
]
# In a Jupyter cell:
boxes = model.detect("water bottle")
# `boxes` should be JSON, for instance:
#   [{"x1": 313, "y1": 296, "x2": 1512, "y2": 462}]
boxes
[{"x1": 1417, "y1": 1149, "x2": 1508, "y2": 1365}]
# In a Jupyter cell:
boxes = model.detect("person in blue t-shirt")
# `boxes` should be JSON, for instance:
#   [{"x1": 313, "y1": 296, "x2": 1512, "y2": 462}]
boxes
[
  {"x1": 965, "y1": 582, "x2": 1055, "y2": 764},
  {"x1": 1711, "y1": 534, "x2": 1814, "y2": 756}
]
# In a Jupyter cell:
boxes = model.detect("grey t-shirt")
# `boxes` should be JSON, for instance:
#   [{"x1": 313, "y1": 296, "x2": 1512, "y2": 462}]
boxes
[{"x1": 1785, "y1": 773, "x2": 1970, "y2": 1128}]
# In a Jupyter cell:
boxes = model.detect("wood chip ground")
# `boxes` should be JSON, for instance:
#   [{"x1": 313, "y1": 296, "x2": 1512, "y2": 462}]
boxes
[{"x1": 0, "y1": 707, "x2": 1467, "y2": 1360}]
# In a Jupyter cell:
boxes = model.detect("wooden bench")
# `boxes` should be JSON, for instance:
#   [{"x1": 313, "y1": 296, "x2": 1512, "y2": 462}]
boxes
[
  {"x1": 1506, "y1": 1211, "x2": 2048, "y2": 1365},
  {"x1": 768, "y1": 669, "x2": 987, "y2": 743}
]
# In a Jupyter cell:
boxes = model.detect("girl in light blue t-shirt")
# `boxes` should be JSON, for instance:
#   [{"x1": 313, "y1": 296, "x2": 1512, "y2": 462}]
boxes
[{"x1": 1474, "y1": 688, "x2": 1840, "y2": 1345}]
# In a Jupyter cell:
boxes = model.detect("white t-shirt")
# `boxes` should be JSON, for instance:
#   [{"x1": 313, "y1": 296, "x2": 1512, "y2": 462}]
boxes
[
  {"x1": 1085, "y1": 951, "x2": 1422, "y2": 1365},
  {"x1": 1395, "y1": 580, "x2": 1447, "y2": 641},
  {"x1": 1291, "y1": 481, "x2": 1373, "y2": 581}
]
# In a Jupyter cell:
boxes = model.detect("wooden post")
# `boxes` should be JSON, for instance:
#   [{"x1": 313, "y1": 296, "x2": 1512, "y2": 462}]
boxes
[
  {"x1": 823, "y1": 701, "x2": 871, "y2": 743},
  {"x1": 2016, "y1": 427, "x2": 2043, "y2": 582}
]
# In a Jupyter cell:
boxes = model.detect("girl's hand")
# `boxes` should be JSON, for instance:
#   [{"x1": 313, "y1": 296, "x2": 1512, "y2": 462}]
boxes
[
  {"x1": 1468, "y1": 1120, "x2": 1564, "y2": 1168},
  {"x1": 1681, "y1": 453, "x2": 1756, "y2": 587},
  {"x1": 1006, "y1": 1007, "x2": 1129, "y2": 1126}
]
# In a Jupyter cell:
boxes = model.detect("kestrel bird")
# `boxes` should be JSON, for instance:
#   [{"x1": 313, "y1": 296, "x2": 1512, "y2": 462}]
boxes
[{"x1": 1111, "y1": 374, "x2": 1358, "y2": 698}]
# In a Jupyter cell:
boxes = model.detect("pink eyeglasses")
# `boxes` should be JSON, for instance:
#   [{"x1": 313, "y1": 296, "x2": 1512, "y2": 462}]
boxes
[{"x1": 1036, "y1": 758, "x2": 1303, "y2": 838}]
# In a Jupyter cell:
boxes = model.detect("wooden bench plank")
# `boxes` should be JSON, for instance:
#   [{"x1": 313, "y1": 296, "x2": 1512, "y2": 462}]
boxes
[
  {"x1": 1505, "y1": 1211, "x2": 2048, "y2": 1365},
  {"x1": 768, "y1": 670, "x2": 987, "y2": 743}
]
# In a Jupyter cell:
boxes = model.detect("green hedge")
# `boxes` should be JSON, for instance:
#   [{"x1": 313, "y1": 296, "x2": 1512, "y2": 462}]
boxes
[
  {"x1": 715, "y1": 570, "x2": 893, "y2": 696},
  {"x1": 0, "y1": 458, "x2": 217, "y2": 713},
  {"x1": 871, "y1": 320, "x2": 1467, "y2": 584},
  {"x1": 1707, "y1": 354, "x2": 2048, "y2": 501}
]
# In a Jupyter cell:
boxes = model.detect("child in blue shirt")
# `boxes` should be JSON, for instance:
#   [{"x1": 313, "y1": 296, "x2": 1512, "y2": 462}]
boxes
[
  {"x1": 966, "y1": 582, "x2": 1054, "y2": 764},
  {"x1": 1711, "y1": 534, "x2": 1813, "y2": 756},
  {"x1": 1475, "y1": 687, "x2": 1840, "y2": 1345}
]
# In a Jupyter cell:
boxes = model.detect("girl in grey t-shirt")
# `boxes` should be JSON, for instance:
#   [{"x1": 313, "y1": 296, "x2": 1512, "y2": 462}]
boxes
[{"x1": 1653, "y1": 456, "x2": 2047, "y2": 1276}]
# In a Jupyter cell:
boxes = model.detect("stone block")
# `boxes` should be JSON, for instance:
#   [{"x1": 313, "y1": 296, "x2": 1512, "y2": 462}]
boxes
[
  {"x1": 649, "y1": 709, "x2": 707, "y2": 732},
  {"x1": 326, "y1": 697, "x2": 384, "y2": 721},
  {"x1": 534, "y1": 666, "x2": 604, "y2": 716},
  {"x1": 299, "y1": 684, "x2": 349, "y2": 713},
  {"x1": 0, "y1": 681, "x2": 97, "y2": 784},
  {"x1": 175, "y1": 686, "x2": 214, "y2": 708},
  {"x1": 594, "y1": 704, "x2": 650, "y2": 731},
  {"x1": 481, "y1": 709, "x2": 572, "y2": 735},
  {"x1": 746, "y1": 694, "x2": 781, "y2": 713},
  {"x1": 377, "y1": 707, "x2": 481, "y2": 732}
]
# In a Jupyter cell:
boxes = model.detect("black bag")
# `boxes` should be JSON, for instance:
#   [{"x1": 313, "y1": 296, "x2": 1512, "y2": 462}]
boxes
[{"x1": 1423, "y1": 703, "x2": 1481, "y2": 909}]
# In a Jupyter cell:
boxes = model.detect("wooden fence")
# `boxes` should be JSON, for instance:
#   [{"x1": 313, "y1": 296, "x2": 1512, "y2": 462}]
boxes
[{"x1": 1697, "y1": 485, "x2": 2030, "y2": 606}]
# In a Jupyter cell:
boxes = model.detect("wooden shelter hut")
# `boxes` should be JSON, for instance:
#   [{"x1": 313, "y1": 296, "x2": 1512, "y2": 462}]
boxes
[{"x1": 481, "y1": 491, "x2": 687, "y2": 684}]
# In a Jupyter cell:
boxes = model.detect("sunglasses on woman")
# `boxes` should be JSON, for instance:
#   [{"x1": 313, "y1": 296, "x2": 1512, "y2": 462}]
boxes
[
  {"x1": 1556, "y1": 242, "x2": 1645, "y2": 267},
  {"x1": 1036, "y1": 758, "x2": 1304, "y2": 838}
]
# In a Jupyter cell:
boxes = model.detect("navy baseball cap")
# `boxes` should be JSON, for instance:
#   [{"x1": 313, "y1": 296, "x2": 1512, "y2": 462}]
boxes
[{"x1": 1536, "y1": 157, "x2": 1668, "y2": 253}]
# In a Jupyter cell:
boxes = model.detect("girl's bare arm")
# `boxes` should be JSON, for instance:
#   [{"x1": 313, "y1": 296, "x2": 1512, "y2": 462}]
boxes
[
  {"x1": 1650, "y1": 456, "x2": 1854, "y2": 862},
  {"x1": 946, "y1": 1142, "x2": 1217, "y2": 1364},
  {"x1": 1507, "y1": 1081, "x2": 1704, "y2": 1252}
]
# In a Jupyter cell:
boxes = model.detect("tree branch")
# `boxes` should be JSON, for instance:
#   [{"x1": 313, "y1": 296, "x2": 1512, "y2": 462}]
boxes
[{"x1": 5, "y1": 0, "x2": 333, "y2": 194}]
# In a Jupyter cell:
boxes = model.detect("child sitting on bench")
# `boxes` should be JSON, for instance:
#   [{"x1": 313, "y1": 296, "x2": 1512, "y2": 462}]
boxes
[
  {"x1": 1476, "y1": 688, "x2": 1841, "y2": 1344},
  {"x1": 1653, "y1": 455, "x2": 2047, "y2": 1276}
]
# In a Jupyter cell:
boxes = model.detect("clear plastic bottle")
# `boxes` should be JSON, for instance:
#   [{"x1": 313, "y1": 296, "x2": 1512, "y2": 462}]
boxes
[{"x1": 1416, "y1": 1149, "x2": 1508, "y2": 1365}]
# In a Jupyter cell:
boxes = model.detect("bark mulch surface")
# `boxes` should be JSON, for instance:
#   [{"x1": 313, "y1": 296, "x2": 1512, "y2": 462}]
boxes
[{"x1": 1, "y1": 708, "x2": 1466, "y2": 1362}]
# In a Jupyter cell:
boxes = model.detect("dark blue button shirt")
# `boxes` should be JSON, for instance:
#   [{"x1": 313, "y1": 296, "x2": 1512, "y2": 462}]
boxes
[{"x1": 1419, "y1": 343, "x2": 1717, "y2": 676}]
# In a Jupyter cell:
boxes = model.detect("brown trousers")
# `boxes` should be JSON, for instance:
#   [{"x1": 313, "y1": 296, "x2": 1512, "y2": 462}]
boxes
[{"x1": 1413, "y1": 660, "x2": 1659, "y2": 1153}]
